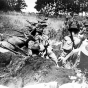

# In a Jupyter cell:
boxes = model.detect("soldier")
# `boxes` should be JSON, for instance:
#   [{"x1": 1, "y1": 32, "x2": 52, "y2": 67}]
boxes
[
  {"x1": 67, "y1": 20, "x2": 84, "y2": 49},
  {"x1": 62, "y1": 39, "x2": 88, "y2": 71},
  {"x1": 58, "y1": 33, "x2": 84, "y2": 67},
  {"x1": 58, "y1": 36, "x2": 73, "y2": 65},
  {"x1": 28, "y1": 22, "x2": 58, "y2": 66},
  {"x1": 28, "y1": 29, "x2": 45, "y2": 56},
  {"x1": 32, "y1": 32, "x2": 59, "y2": 66},
  {"x1": 35, "y1": 30, "x2": 43, "y2": 43}
]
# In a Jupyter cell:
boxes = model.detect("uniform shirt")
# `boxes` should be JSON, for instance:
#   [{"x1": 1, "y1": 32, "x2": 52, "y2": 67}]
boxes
[
  {"x1": 35, "y1": 34, "x2": 42, "y2": 43},
  {"x1": 28, "y1": 40, "x2": 35, "y2": 49},
  {"x1": 35, "y1": 34, "x2": 49, "y2": 45},
  {"x1": 63, "y1": 39, "x2": 88, "y2": 71},
  {"x1": 59, "y1": 35, "x2": 83, "y2": 62}
]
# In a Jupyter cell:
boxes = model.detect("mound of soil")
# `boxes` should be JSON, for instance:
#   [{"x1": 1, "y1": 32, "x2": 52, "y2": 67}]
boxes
[
  {"x1": 0, "y1": 55, "x2": 76, "y2": 86},
  {"x1": 17, "y1": 56, "x2": 76, "y2": 86}
]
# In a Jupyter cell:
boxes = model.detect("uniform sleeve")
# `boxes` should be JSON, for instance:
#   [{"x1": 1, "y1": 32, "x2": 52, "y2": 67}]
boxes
[{"x1": 64, "y1": 49, "x2": 80, "y2": 62}]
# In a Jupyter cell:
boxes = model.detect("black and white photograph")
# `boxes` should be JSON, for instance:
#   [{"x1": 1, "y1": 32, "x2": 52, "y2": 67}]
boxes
[{"x1": 0, "y1": 0, "x2": 88, "y2": 88}]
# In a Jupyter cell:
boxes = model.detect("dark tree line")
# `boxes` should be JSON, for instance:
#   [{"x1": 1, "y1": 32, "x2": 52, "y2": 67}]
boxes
[
  {"x1": 0, "y1": 0, "x2": 27, "y2": 11},
  {"x1": 34, "y1": 0, "x2": 88, "y2": 16}
]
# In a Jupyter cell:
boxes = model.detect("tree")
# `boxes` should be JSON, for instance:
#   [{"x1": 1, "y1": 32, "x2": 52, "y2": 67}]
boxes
[
  {"x1": 35, "y1": 0, "x2": 88, "y2": 16},
  {"x1": 15, "y1": 0, "x2": 27, "y2": 11},
  {"x1": 34, "y1": 0, "x2": 54, "y2": 11},
  {"x1": 79, "y1": 0, "x2": 88, "y2": 12},
  {"x1": 0, "y1": 0, "x2": 27, "y2": 11},
  {"x1": 0, "y1": 0, "x2": 10, "y2": 11}
]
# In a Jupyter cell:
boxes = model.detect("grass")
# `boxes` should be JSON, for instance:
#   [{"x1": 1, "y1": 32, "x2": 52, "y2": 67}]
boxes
[{"x1": 0, "y1": 11, "x2": 64, "y2": 39}]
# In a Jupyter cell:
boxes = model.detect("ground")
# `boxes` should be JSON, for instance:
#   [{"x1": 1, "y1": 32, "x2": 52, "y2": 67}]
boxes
[{"x1": 0, "y1": 11, "x2": 83, "y2": 87}]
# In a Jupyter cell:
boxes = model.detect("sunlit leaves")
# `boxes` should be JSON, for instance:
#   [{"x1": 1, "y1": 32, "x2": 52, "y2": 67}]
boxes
[
  {"x1": 0, "y1": 0, "x2": 27, "y2": 11},
  {"x1": 35, "y1": 0, "x2": 88, "y2": 16}
]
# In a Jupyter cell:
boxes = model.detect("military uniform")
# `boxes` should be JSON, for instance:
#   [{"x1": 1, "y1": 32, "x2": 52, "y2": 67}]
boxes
[
  {"x1": 59, "y1": 36, "x2": 73, "y2": 62},
  {"x1": 28, "y1": 40, "x2": 35, "y2": 56},
  {"x1": 58, "y1": 34, "x2": 83, "y2": 67},
  {"x1": 28, "y1": 33, "x2": 47, "y2": 57},
  {"x1": 62, "y1": 39, "x2": 88, "y2": 70}
]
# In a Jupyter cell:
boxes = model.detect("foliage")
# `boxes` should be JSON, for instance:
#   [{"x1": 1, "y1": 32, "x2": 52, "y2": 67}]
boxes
[
  {"x1": 0, "y1": 0, "x2": 27, "y2": 11},
  {"x1": 34, "y1": 0, "x2": 54, "y2": 11},
  {"x1": 14, "y1": 0, "x2": 27, "y2": 11},
  {"x1": 35, "y1": 0, "x2": 88, "y2": 16},
  {"x1": 48, "y1": 29, "x2": 57, "y2": 39}
]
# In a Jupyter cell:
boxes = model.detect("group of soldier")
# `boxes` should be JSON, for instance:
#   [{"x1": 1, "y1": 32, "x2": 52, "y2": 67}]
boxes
[
  {"x1": 0, "y1": 18, "x2": 59, "y2": 67},
  {"x1": 26, "y1": 18, "x2": 59, "y2": 66},
  {"x1": 1, "y1": 16, "x2": 88, "y2": 70},
  {"x1": 58, "y1": 15, "x2": 88, "y2": 72},
  {"x1": 26, "y1": 16, "x2": 88, "y2": 69}
]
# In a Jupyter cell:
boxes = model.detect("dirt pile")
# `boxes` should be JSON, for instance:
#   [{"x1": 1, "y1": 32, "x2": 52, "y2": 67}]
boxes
[
  {"x1": 17, "y1": 56, "x2": 75, "y2": 86},
  {"x1": 0, "y1": 55, "x2": 76, "y2": 86}
]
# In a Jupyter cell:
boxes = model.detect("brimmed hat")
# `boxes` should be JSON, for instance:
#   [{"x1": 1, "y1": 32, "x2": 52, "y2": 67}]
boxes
[
  {"x1": 84, "y1": 22, "x2": 88, "y2": 27},
  {"x1": 39, "y1": 23, "x2": 47, "y2": 28},
  {"x1": 85, "y1": 24, "x2": 88, "y2": 26},
  {"x1": 68, "y1": 28, "x2": 79, "y2": 34},
  {"x1": 62, "y1": 36, "x2": 73, "y2": 50}
]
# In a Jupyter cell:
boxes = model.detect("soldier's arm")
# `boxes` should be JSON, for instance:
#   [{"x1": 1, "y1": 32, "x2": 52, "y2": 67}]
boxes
[{"x1": 64, "y1": 48, "x2": 80, "y2": 62}]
